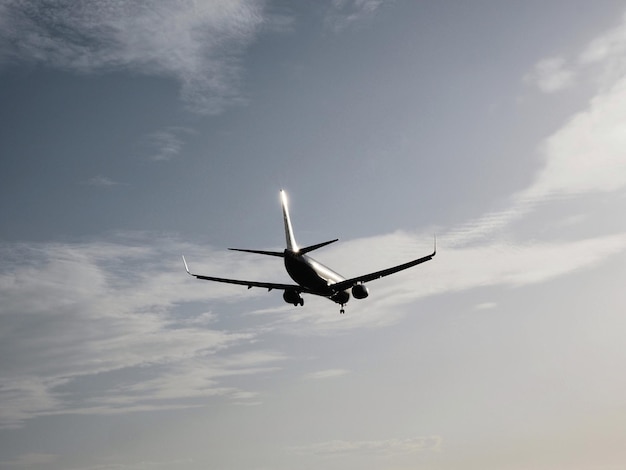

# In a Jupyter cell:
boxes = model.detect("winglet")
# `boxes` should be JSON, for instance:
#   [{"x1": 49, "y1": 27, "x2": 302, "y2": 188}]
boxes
[
  {"x1": 433, "y1": 234, "x2": 437, "y2": 256},
  {"x1": 182, "y1": 255, "x2": 192, "y2": 275}
]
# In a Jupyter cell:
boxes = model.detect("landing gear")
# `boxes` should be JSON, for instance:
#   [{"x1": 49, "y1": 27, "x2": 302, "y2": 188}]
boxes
[{"x1": 330, "y1": 291, "x2": 349, "y2": 314}]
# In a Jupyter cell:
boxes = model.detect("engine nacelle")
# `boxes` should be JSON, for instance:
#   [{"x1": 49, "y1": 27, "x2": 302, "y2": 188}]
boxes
[
  {"x1": 351, "y1": 284, "x2": 369, "y2": 299},
  {"x1": 283, "y1": 289, "x2": 304, "y2": 306}
]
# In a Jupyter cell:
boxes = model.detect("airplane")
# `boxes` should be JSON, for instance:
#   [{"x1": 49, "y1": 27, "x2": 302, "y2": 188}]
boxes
[{"x1": 183, "y1": 190, "x2": 436, "y2": 314}]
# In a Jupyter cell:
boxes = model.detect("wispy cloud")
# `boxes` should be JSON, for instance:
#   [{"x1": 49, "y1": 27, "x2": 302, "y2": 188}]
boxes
[
  {"x1": 83, "y1": 175, "x2": 121, "y2": 187},
  {"x1": 474, "y1": 302, "x2": 497, "y2": 311},
  {"x1": 291, "y1": 435, "x2": 442, "y2": 456},
  {"x1": 298, "y1": 231, "x2": 626, "y2": 331},
  {"x1": 0, "y1": 0, "x2": 273, "y2": 114},
  {"x1": 324, "y1": 0, "x2": 388, "y2": 33},
  {"x1": 489, "y1": 17, "x2": 626, "y2": 238},
  {"x1": 579, "y1": 13, "x2": 626, "y2": 87},
  {"x1": 141, "y1": 126, "x2": 195, "y2": 161},
  {"x1": 521, "y1": 74, "x2": 626, "y2": 201},
  {"x1": 0, "y1": 236, "x2": 284, "y2": 428},
  {"x1": 526, "y1": 13, "x2": 626, "y2": 94},
  {"x1": 524, "y1": 57, "x2": 575, "y2": 93}
]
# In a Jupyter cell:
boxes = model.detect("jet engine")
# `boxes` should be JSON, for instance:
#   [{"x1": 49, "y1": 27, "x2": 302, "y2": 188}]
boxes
[
  {"x1": 283, "y1": 289, "x2": 304, "y2": 306},
  {"x1": 351, "y1": 284, "x2": 369, "y2": 299}
]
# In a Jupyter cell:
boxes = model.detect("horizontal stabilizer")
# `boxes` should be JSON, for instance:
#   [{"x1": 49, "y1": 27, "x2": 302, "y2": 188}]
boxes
[
  {"x1": 299, "y1": 239, "x2": 339, "y2": 254},
  {"x1": 228, "y1": 248, "x2": 285, "y2": 257}
]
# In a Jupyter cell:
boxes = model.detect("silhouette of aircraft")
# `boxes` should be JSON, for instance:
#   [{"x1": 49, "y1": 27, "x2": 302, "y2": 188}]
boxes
[{"x1": 183, "y1": 190, "x2": 435, "y2": 314}]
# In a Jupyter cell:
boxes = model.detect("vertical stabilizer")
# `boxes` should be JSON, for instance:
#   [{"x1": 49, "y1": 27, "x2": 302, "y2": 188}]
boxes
[{"x1": 280, "y1": 190, "x2": 299, "y2": 252}]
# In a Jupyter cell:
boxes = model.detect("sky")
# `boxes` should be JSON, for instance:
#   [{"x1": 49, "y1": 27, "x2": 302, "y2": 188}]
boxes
[{"x1": 1, "y1": 1, "x2": 626, "y2": 469}]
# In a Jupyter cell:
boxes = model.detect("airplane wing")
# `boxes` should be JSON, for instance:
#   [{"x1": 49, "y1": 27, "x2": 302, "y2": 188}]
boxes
[
  {"x1": 329, "y1": 241, "x2": 436, "y2": 292},
  {"x1": 182, "y1": 256, "x2": 303, "y2": 292}
]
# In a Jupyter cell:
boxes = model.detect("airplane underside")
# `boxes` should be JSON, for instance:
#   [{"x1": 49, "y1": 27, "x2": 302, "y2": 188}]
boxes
[{"x1": 283, "y1": 252, "x2": 351, "y2": 313}]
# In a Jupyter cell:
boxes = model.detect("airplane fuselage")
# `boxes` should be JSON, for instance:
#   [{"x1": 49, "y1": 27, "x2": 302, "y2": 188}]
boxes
[{"x1": 283, "y1": 250, "x2": 349, "y2": 303}]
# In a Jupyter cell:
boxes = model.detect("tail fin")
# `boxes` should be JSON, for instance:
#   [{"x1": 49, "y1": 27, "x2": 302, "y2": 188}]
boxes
[
  {"x1": 229, "y1": 191, "x2": 338, "y2": 257},
  {"x1": 281, "y1": 190, "x2": 299, "y2": 252}
]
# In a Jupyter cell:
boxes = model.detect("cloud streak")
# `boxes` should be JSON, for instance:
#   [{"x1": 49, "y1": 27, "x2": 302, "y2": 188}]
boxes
[
  {"x1": 291, "y1": 435, "x2": 442, "y2": 456},
  {"x1": 83, "y1": 175, "x2": 121, "y2": 187},
  {"x1": 324, "y1": 0, "x2": 388, "y2": 33},
  {"x1": 0, "y1": 0, "x2": 270, "y2": 114},
  {"x1": 291, "y1": 231, "x2": 626, "y2": 332},
  {"x1": 141, "y1": 127, "x2": 195, "y2": 161},
  {"x1": 0, "y1": 236, "x2": 283, "y2": 428}
]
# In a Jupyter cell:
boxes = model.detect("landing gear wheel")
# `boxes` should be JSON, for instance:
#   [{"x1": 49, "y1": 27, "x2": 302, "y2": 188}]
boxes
[{"x1": 340, "y1": 305, "x2": 345, "y2": 314}]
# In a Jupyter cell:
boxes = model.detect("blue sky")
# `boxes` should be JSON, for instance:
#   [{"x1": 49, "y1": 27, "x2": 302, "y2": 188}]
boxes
[{"x1": 2, "y1": 1, "x2": 626, "y2": 469}]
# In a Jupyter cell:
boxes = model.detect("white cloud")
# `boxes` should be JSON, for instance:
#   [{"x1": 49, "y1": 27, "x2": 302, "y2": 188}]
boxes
[
  {"x1": 515, "y1": 19, "x2": 626, "y2": 221},
  {"x1": 408, "y1": 17, "x2": 626, "y2": 323},
  {"x1": 249, "y1": 228, "x2": 626, "y2": 334},
  {"x1": 524, "y1": 57, "x2": 575, "y2": 93},
  {"x1": 0, "y1": 0, "x2": 272, "y2": 114},
  {"x1": 0, "y1": 236, "x2": 284, "y2": 428},
  {"x1": 526, "y1": 14, "x2": 626, "y2": 94},
  {"x1": 579, "y1": 13, "x2": 626, "y2": 88},
  {"x1": 521, "y1": 75, "x2": 626, "y2": 201},
  {"x1": 349, "y1": 231, "x2": 623, "y2": 318}
]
